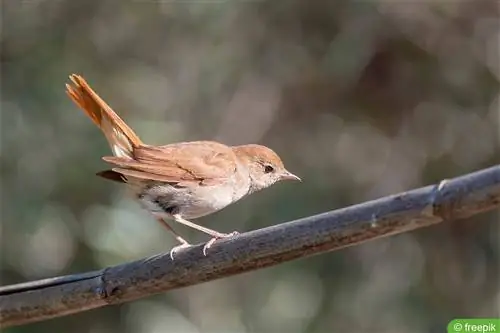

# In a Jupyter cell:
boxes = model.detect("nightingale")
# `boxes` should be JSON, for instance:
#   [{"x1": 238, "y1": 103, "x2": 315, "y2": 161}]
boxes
[{"x1": 65, "y1": 74, "x2": 300, "y2": 258}]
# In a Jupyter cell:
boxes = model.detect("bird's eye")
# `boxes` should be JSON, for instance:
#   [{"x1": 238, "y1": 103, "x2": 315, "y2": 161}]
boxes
[{"x1": 264, "y1": 164, "x2": 274, "y2": 173}]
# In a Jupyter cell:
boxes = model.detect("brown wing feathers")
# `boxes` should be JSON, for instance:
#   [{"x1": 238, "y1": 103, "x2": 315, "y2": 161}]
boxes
[{"x1": 102, "y1": 143, "x2": 237, "y2": 184}]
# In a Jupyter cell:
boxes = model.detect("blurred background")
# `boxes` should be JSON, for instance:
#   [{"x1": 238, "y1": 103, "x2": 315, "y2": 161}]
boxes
[{"x1": 1, "y1": 0, "x2": 499, "y2": 332}]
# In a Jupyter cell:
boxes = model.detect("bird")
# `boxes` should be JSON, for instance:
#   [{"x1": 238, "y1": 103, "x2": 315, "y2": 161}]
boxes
[{"x1": 65, "y1": 74, "x2": 301, "y2": 258}]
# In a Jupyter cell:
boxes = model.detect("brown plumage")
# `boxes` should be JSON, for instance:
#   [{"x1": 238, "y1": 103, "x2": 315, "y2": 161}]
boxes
[{"x1": 66, "y1": 74, "x2": 300, "y2": 258}]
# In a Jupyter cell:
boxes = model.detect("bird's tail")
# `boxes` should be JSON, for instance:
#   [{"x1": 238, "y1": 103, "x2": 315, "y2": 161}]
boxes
[{"x1": 65, "y1": 74, "x2": 142, "y2": 158}]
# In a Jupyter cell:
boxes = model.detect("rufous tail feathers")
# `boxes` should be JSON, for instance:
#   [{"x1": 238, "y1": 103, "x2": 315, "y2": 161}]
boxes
[{"x1": 65, "y1": 74, "x2": 142, "y2": 158}]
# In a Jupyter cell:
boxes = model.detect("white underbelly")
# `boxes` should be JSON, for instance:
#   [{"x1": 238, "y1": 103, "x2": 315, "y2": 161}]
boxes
[{"x1": 140, "y1": 179, "x2": 250, "y2": 220}]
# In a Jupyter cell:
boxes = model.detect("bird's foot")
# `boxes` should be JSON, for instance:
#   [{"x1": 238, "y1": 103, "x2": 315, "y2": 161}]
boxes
[
  {"x1": 170, "y1": 242, "x2": 192, "y2": 260},
  {"x1": 202, "y1": 231, "x2": 240, "y2": 256}
]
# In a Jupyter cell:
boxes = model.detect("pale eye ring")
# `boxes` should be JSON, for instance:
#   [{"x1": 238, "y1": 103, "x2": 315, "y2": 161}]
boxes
[{"x1": 264, "y1": 165, "x2": 274, "y2": 173}]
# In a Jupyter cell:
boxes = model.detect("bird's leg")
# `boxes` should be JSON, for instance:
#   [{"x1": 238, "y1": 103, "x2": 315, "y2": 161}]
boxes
[
  {"x1": 172, "y1": 214, "x2": 239, "y2": 255},
  {"x1": 155, "y1": 217, "x2": 192, "y2": 259},
  {"x1": 172, "y1": 214, "x2": 236, "y2": 238}
]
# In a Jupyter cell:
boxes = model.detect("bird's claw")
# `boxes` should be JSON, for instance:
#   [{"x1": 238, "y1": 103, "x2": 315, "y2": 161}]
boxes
[
  {"x1": 169, "y1": 243, "x2": 192, "y2": 260},
  {"x1": 202, "y1": 231, "x2": 240, "y2": 256}
]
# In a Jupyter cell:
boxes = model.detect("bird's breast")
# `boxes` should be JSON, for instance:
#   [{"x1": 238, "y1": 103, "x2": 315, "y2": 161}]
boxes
[{"x1": 186, "y1": 168, "x2": 251, "y2": 217}]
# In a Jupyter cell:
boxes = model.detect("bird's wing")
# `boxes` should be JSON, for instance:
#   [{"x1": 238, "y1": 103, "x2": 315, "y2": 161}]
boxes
[{"x1": 101, "y1": 141, "x2": 238, "y2": 186}]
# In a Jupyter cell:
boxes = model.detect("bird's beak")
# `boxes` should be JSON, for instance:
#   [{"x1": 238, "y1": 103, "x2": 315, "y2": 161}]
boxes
[{"x1": 280, "y1": 170, "x2": 301, "y2": 181}]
